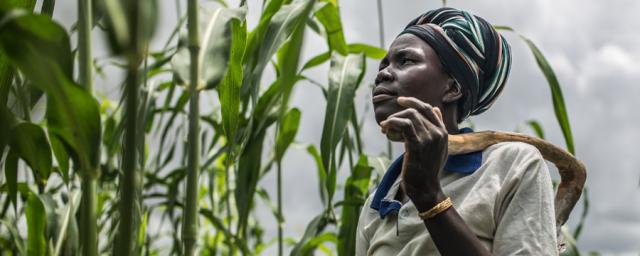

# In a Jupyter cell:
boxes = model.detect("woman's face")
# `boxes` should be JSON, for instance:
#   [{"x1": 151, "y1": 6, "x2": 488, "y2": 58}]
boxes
[{"x1": 373, "y1": 33, "x2": 451, "y2": 125}]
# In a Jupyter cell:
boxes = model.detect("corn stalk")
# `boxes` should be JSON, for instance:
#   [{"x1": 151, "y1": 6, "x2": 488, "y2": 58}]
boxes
[
  {"x1": 77, "y1": 0, "x2": 98, "y2": 255},
  {"x1": 182, "y1": 0, "x2": 201, "y2": 254},
  {"x1": 113, "y1": 0, "x2": 153, "y2": 254}
]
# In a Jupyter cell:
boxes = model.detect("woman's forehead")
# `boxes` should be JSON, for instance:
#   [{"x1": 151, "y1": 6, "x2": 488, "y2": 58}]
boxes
[
  {"x1": 387, "y1": 34, "x2": 437, "y2": 59},
  {"x1": 390, "y1": 34, "x2": 423, "y2": 49}
]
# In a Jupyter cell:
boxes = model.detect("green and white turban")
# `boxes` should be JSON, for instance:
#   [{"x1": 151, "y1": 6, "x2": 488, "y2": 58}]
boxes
[{"x1": 400, "y1": 7, "x2": 511, "y2": 122}]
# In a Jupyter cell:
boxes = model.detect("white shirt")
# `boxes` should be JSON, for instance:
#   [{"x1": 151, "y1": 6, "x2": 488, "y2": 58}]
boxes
[{"x1": 356, "y1": 141, "x2": 558, "y2": 255}]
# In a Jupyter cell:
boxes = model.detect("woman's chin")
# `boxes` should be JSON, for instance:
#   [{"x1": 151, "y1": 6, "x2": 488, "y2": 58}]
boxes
[{"x1": 373, "y1": 105, "x2": 400, "y2": 126}]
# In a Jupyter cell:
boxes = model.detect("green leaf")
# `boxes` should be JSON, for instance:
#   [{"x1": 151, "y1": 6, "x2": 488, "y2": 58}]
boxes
[
  {"x1": 526, "y1": 119, "x2": 545, "y2": 139},
  {"x1": 320, "y1": 52, "x2": 365, "y2": 204},
  {"x1": 347, "y1": 43, "x2": 386, "y2": 59},
  {"x1": 36, "y1": 194, "x2": 57, "y2": 245},
  {"x1": 275, "y1": 108, "x2": 301, "y2": 160},
  {"x1": 0, "y1": 219, "x2": 26, "y2": 254},
  {"x1": 242, "y1": 0, "x2": 316, "y2": 100},
  {"x1": 275, "y1": 11, "x2": 307, "y2": 107},
  {"x1": 338, "y1": 155, "x2": 372, "y2": 256},
  {"x1": 0, "y1": 49, "x2": 14, "y2": 106},
  {"x1": 102, "y1": 0, "x2": 158, "y2": 55},
  {"x1": 9, "y1": 122, "x2": 52, "y2": 187},
  {"x1": 26, "y1": 193, "x2": 46, "y2": 256},
  {"x1": 300, "y1": 232, "x2": 337, "y2": 255},
  {"x1": 40, "y1": 0, "x2": 55, "y2": 17},
  {"x1": 137, "y1": 210, "x2": 149, "y2": 251},
  {"x1": 0, "y1": 11, "x2": 72, "y2": 78},
  {"x1": 49, "y1": 132, "x2": 69, "y2": 183},
  {"x1": 242, "y1": 0, "x2": 286, "y2": 70},
  {"x1": 496, "y1": 26, "x2": 575, "y2": 155},
  {"x1": 171, "y1": 6, "x2": 247, "y2": 88},
  {"x1": 101, "y1": 0, "x2": 128, "y2": 53},
  {"x1": 290, "y1": 213, "x2": 330, "y2": 256},
  {"x1": 235, "y1": 128, "x2": 268, "y2": 238},
  {"x1": 52, "y1": 190, "x2": 81, "y2": 256},
  {"x1": 314, "y1": 1, "x2": 347, "y2": 55},
  {"x1": 0, "y1": 105, "x2": 18, "y2": 150},
  {"x1": 306, "y1": 145, "x2": 327, "y2": 205},
  {"x1": 0, "y1": 0, "x2": 37, "y2": 12},
  {"x1": 217, "y1": 17, "x2": 247, "y2": 144},
  {"x1": 0, "y1": 12, "x2": 101, "y2": 173},
  {"x1": 4, "y1": 150, "x2": 18, "y2": 209},
  {"x1": 301, "y1": 51, "x2": 330, "y2": 71}
]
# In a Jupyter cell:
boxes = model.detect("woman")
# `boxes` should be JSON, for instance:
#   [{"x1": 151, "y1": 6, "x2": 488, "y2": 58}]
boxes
[{"x1": 356, "y1": 7, "x2": 557, "y2": 255}]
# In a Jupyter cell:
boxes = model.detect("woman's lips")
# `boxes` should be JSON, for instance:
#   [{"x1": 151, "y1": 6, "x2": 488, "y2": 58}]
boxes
[{"x1": 372, "y1": 94, "x2": 395, "y2": 103}]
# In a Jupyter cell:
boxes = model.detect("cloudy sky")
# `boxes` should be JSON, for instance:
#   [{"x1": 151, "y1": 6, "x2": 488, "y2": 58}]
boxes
[{"x1": 50, "y1": 0, "x2": 640, "y2": 254}]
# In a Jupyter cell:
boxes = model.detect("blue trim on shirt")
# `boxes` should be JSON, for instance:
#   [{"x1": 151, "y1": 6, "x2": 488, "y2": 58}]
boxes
[
  {"x1": 370, "y1": 127, "x2": 483, "y2": 219},
  {"x1": 370, "y1": 154, "x2": 404, "y2": 218}
]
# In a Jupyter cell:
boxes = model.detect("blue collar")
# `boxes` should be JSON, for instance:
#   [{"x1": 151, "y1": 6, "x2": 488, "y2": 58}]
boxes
[{"x1": 370, "y1": 127, "x2": 482, "y2": 218}]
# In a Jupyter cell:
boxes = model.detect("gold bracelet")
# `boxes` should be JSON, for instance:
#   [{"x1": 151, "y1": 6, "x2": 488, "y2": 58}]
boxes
[{"x1": 418, "y1": 197, "x2": 453, "y2": 219}]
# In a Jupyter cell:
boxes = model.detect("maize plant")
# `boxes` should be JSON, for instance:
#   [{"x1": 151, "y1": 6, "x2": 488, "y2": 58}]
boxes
[{"x1": 0, "y1": 0, "x2": 588, "y2": 255}]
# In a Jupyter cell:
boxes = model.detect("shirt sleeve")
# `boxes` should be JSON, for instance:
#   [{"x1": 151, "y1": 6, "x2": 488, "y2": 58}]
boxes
[
  {"x1": 355, "y1": 194, "x2": 372, "y2": 256},
  {"x1": 492, "y1": 147, "x2": 558, "y2": 255}
]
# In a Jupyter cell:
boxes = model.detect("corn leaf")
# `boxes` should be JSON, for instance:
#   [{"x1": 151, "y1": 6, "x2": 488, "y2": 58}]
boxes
[
  {"x1": 300, "y1": 232, "x2": 337, "y2": 255},
  {"x1": 275, "y1": 108, "x2": 301, "y2": 161},
  {"x1": 0, "y1": 0, "x2": 37, "y2": 12},
  {"x1": 49, "y1": 136, "x2": 69, "y2": 183},
  {"x1": 347, "y1": 43, "x2": 386, "y2": 59},
  {"x1": 320, "y1": 52, "x2": 365, "y2": 204},
  {"x1": 290, "y1": 213, "x2": 330, "y2": 256},
  {"x1": 9, "y1": 122, "x2": 52, "y2": 187},
  {"x1": 338, "y1": 155, "x2": 372, "y2": 256},
  {"x1": 314, "y1": 1, "x2": 347, "y2": 55},
  {"x1": 496, "y1": 26, "x2": 575, "y2": 155},
  {"x1": 102, "y1": 0, "x2": 157, "y2": 55},
  {"x1": 526, "y1": 119, "x2": 545, "y2": 139},
  {"x1": 26, "y1": 193, "x2": 46, "y2": 256},
  {"x1": 276, "y1": 11, "x2": 307, "y2": 108},
  {"x1": 0, "y1": 12, "x2": 101, "y2": 172},
  {"x1": 40, "y1": 0, "x2": 55, "y2": 17},
  {"x1": 4, "y1": 150, "x2": 18, "y2": 209},
  {"x1": 0, "y1": 105, "x2": 18, "y2": 151},
  {"x1": 217, "y1": 17, "x2": 247, "y2": 144},
  {"x1": 0, "y1": 0, "x2": 39, "y2": 105},
  {"x1": 302, "y1": 51, "x2": 330, "y2": 71},
  {"x1": 241, "y1": 0, "x2": 315, "y2": 100},
  {"x1": 235, "y1": 127, "x2": 268, "y2": 237},
  {"x1": 171, "y1": 6, "x2": 247, "y2": 89},
  {"x1": 307, "y1": 145, "x2": 327, "y2": 204}
]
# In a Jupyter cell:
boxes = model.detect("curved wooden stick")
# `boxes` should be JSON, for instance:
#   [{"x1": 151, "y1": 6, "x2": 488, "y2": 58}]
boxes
[{"x1": 448, "y1": 131, "x2": 586, "y2": 234}]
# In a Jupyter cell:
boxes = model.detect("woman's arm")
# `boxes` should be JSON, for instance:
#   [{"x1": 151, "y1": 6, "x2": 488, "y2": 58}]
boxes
[
  {"x1": 380, "y1": 96, "x2": 491, "y2": 255},
  {"x1": 413, "y1": 191, "x2": 491, "y2": 255}
]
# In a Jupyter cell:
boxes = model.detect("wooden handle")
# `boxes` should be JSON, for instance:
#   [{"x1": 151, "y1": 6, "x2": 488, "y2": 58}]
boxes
[{"x1": 448, "y1": 131, "x2": 586, "y2": 234}]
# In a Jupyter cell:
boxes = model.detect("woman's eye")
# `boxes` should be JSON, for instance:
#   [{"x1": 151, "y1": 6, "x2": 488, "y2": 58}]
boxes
[{"x1": 401, "y1": 58, "x2": 414, "y2": 65}]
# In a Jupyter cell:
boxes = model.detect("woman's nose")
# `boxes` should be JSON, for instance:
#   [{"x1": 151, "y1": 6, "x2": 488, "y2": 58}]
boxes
[{"x1": 375, "y1": 68, "x2": 393, "y2": 86}]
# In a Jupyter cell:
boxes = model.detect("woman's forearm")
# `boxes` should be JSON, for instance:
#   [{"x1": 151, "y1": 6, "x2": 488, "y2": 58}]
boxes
[{"x1": 418, "y1": 197, "x2": 491, "y2": 255}]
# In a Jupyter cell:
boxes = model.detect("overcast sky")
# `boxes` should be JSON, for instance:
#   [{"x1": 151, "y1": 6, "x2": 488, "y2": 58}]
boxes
[{"x1": 50, "y1": 0, "x2": 640, "y2": 254}]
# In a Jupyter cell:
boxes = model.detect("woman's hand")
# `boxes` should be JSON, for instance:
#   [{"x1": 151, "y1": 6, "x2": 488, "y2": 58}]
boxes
[{"x1": 380, "y1": 96, "x2": 448, "y2": 211}]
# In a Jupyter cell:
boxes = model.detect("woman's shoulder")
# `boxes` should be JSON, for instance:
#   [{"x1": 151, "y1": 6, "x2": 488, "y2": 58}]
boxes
[
  {"x1": 480, "y1": 141, "x2": 548, "y2": 178},
  {"x1": 484, "y1": 141, "x2": 545, "y2": 162}
]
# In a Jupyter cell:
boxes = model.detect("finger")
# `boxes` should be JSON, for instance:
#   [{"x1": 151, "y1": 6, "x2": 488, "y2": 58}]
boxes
[
  {"x1": 380, "y1": 117, "x2": 418, "y2": 141},
  {"x1": 386, "y1": 108, "x2": 436, "y2": 133},
  {"x1": 397, "y1": 97, "x2": 442, "y2": 126},
  {"x1": 432, "y1": 107, "x2": 446, "y2": 129}
]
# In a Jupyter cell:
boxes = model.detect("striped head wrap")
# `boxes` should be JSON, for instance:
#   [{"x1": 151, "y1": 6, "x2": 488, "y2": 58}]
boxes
[{"x1": 400, "y1": 7, "x2": 511, "y2": 122}]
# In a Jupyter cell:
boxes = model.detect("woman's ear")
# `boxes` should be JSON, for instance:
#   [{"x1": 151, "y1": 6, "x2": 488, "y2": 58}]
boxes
[{"x1": 442, "y1": 78, "x2": 463, "y2": 104}]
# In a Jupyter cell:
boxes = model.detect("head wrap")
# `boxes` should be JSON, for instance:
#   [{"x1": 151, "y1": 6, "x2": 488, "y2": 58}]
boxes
[{"x1": 399, "y1": 7, "x2": 511, "y2": 122}]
